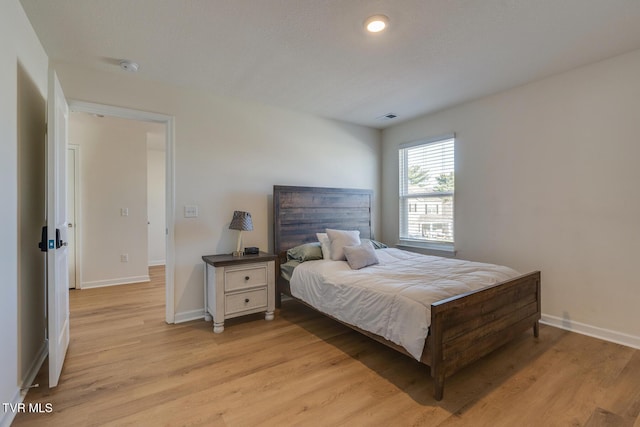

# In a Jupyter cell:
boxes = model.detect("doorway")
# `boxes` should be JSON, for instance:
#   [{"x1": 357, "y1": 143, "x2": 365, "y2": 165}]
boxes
[{"x1": 67, "y1": 101, "x2": 176, "y2": 323}]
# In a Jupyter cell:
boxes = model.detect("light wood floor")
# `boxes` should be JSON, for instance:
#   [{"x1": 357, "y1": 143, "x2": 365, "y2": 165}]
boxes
[{"x1": 14, "y1": 266, "x2": 640, "y2": 426}]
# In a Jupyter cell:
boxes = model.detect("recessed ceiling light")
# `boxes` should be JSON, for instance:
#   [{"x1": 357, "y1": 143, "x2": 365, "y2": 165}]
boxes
[
  {"x1": 119, "y1": 60, "x2": 139, "y2": 72},
  {"x1": 364, "y1": 15, "x2": 389, "y2": 33}
]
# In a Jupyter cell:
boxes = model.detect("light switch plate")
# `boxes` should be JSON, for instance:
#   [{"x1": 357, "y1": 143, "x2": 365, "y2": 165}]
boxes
[{"x1": 184, "y1": 205, "x2": 199, "y2": 218}]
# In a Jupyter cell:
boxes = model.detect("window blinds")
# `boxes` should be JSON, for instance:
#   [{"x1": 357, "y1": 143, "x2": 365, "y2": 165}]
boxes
[{"x1": 399, "y1": 135, "x2": 455, "y2": 244}]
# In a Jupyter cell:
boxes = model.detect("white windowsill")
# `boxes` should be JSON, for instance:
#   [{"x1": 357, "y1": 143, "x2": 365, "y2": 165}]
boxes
[{"x1": 396, "y1": 240, "x2": 456, "y2": 257}]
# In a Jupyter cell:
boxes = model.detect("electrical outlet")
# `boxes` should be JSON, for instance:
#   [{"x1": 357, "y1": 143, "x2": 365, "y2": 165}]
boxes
[{"x1": 121, "y1": 254, "x2": 129, "y2": 263}]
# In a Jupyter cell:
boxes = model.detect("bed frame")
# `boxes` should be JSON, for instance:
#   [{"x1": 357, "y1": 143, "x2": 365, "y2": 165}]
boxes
[{"x1": 273, "y1": 185, "x2": 541, "y2": 400}]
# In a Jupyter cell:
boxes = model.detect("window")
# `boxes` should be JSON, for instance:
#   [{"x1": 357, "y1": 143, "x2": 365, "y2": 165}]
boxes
[
  {"x1": 399, "y1": 135, "x2": 455, "y2": 247},
  {"x1": 426, "y1": 204, "x2": 439, "y2": 215}
]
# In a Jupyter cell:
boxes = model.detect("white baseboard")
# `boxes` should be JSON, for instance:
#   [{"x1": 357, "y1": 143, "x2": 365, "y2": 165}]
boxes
[
  {"x1": 174, "y1": 308, "x2": 205, "y2": 324},
  {"x1": 21, "y1": 340, "x2": 47, "y2": 391},
  {"x1": 0, "y1": 387, "x2": 22, "y2": 427},
  {"x1": 541, "y1": 313, "x2": 640, "y2": 350},
  {"x1": 148, "y1": 260, "x2": 166, "y2": 267},
  {"x1": 81, "y1": 275, "x2": 150, "y2": 289},
  {"x1": 2, "y1": 341, "x2": 48, "y2": 427}
]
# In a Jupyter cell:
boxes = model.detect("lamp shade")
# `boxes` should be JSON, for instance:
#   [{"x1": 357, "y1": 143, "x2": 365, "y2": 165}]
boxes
[{"x1": 229, "y1": 211, "x2": 253, "y2": 231}]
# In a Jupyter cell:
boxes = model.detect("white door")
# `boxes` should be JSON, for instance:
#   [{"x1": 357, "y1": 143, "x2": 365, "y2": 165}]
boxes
[{"x1": 47, "y1": 69, "x2": 70, "y2": 388}]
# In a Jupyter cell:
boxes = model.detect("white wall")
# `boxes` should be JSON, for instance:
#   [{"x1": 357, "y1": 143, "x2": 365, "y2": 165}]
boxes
[
  {"x1": 68, "y1": 113, "x2": 153, "y2": 287},
  {"x1": 147, "y1": 133, "x2": 166, "y2": 266},
  {"x1": 382, "y1": 49, "x2": 640, "y2": 347},
  {"x1": 17, "y1": 61, "x2": 47, "y2": 396},
  {"x1": 1, "y1": 0, "x2": 48, "y2": 425},
  {"x1": 54, "y1": 63, "x2": 381, "y2": 319}
]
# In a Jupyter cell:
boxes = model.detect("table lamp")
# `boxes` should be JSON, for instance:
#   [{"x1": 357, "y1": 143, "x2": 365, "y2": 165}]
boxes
[{"x1": 229, "y1": 210, "x2": 253, "y2": 256}]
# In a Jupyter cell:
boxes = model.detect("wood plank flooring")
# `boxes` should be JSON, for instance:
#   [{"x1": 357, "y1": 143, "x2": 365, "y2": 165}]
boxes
[{"x1": 14, "y1": 266, "x2": 640, "y2": 426}]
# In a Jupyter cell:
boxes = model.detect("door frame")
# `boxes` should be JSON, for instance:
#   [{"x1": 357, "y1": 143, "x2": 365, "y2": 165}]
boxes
[
  {"x1": 68, "y1": 100, "x2": 176, "y2": 323},
  {"x1": 67, "y1": 144, "x2": 80, "y2": 289}
]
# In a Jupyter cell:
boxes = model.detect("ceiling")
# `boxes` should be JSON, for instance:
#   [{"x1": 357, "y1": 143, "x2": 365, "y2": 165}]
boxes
[{"x1": 19, "y1": 0, "x2": 640, "y2": 129}]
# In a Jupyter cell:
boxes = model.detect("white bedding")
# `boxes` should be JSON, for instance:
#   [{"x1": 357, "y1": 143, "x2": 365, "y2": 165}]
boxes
[{"x1": 289, "y1": 248, "x2": 520, "y2": 360}]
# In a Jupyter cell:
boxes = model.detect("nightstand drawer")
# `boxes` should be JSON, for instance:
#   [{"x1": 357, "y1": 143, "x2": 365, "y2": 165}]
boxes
[
  {"x1": 225, "y1": 265, "x2": 267, "y2": 292},
  {"x1": 225, "y1": 288, "x2": 268, "y2": 315}
]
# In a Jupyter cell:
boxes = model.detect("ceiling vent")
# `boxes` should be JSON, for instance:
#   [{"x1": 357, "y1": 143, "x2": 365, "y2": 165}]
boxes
[{"x1": 377, "y1": 113, "x2": 398, "y2": 121}]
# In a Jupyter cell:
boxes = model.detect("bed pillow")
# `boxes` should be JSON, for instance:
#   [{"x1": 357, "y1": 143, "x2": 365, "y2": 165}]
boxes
[
  {"x1": 316, "y1": 232, "x2": 331, "y2": 260},
  {"x1": 326, "y1": 228, "x2": 361, "y2": 261},
  {"x1": 286, "y1": 242, "x2": 323, "y2": 262},
  {"x1": 344, "y1": 240, "x2": 379, "y2": 270},
  {"x1": 279, "y1": 259, "x2": 300, "y2": 281}
]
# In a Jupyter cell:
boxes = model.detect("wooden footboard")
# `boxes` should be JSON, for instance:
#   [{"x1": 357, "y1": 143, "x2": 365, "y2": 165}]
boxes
[{"x1": 429, "y1": 271, "x2": 541, "y2": 400}]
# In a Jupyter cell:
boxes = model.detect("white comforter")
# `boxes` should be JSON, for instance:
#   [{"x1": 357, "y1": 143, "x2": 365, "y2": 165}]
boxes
[{"x1": 290, "y1": 248, "x2": 520, "y2": 360}]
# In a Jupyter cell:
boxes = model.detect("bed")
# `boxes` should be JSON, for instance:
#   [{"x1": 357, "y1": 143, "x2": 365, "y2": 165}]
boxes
[{"x1": 273, "y1": 185, "x2": 541, "y2": 400}]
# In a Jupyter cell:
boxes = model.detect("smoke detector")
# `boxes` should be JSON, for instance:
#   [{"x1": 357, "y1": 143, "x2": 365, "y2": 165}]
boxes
[{"x1": 119, "y1": 60, "x2": 139, "y2": 72}]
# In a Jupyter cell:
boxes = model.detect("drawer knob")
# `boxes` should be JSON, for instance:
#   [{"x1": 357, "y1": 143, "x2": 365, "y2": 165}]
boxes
[
  {"x1": 245, "y1": 276, "x2": 250, "y2": 281},
  {"x1": 244, "y1": 298, "x2": 250, "y2": 303}
]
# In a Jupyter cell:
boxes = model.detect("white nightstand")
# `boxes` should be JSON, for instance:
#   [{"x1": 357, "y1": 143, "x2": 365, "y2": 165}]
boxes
[{"x1": 202, "y1": 252, "x2": 277, "y2": 333}]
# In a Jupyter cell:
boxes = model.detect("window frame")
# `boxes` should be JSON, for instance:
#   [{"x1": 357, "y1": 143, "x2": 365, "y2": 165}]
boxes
[{"x1": 398, "y1": 134, "x2": 455, "y2": 253}]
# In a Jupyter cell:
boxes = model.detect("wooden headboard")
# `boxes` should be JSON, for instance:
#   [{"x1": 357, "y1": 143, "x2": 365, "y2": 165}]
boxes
[{"x1": 273, "y1": 185, "x2": 374, "y2": 256}]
